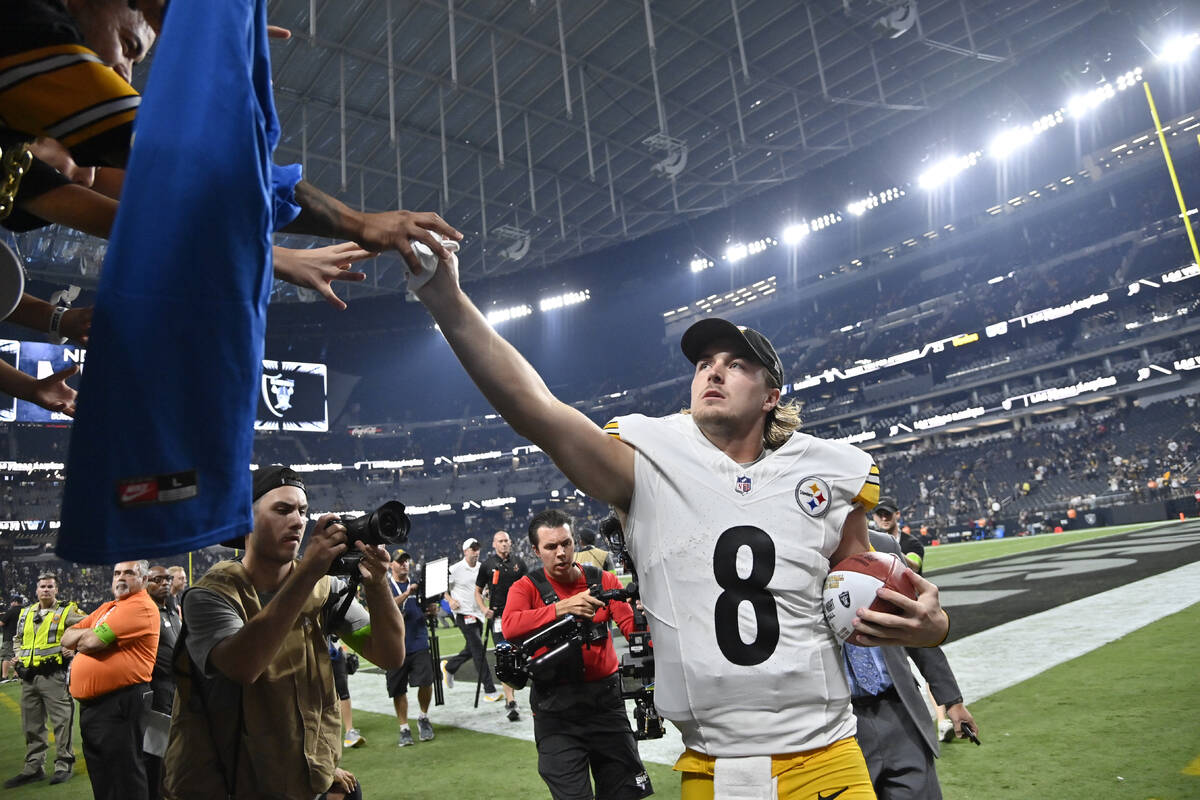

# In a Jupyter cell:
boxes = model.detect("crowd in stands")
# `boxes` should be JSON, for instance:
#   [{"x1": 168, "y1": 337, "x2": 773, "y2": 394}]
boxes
[
  {"x1": 878, "y1": 397, "x2": 1200, "y2": 536},
  {"x1": 2, "y1": 127, "x2": 1199, "y2": 597}
]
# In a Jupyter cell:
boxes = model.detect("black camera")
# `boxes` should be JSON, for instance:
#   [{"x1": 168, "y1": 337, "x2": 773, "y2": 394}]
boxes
[
  {"x1": 596, "y1": 515, "x2": 665, "y2": 741},
  {"x1": 327, "y1": 500, "x2": 410, "y2": 575},
  {"x1": 494, "y1": 614, "x2": 608, "y2": 689}
]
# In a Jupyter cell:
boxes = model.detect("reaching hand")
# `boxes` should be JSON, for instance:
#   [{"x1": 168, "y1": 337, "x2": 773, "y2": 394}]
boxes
[
  {"x1": 356, "y1": 211, "x2": 462, "y2": 275},
  {"x1": 272, "y1": 243, "x2": 371, "y2": 311},
  {"x1": 30, "y1": 364, "x2": 78, "y2": 417},
  {"x1": 60, "y1": 307, "x2": 91, "y2": 345},
  {"x1": 849, "y1": 571, "x2": 949, "y2": 647},
  {"x1": 413, "y1": 248, "x2": 463, "y2": 306}
]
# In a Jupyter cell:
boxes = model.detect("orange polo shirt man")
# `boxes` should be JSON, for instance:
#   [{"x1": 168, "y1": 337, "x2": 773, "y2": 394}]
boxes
[{"x1": 62, "y1": 560, "x2": 159, "y2": 800}]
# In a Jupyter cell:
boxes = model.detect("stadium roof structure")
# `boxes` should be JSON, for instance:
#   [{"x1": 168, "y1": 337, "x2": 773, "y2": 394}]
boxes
[{"x1": 18, "y1": 0, "x2": 1129, "y2": 298}]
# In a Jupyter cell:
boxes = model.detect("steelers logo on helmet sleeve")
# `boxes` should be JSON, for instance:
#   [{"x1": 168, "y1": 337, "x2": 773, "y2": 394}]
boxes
[{"x1": 795, "y1": 476, "x2": 832, "y2": 517}]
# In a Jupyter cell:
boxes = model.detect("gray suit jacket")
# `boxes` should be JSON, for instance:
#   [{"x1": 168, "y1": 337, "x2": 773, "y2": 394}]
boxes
[{"x1": 870, "y1": 531, "x2": 962, "y2": 757}]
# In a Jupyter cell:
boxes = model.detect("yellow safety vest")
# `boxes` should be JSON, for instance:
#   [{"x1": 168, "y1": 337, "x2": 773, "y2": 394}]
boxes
[
  {"x1": 14, "y1": 600, "x2": 79, "y2": 668},
  {"x1": 574, "y1": 547, "x2": 611, "y2": 571}
]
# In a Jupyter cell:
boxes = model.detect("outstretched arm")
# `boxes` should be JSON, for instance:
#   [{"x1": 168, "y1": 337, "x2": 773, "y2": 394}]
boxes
[
  {"x1": 5, "y1": 295, "x2": 91, "y2": 345},
  {"x1": 282, "y1": 181, "x2": 462, "y2": 275},
  {"x1": 0, "y1": 362, "x2": 78, "y2": 416},
  {"x1": 272, "y1": 243, "x2": 371, "y2": 311},
  {"x1": 415, "y1": 252, "x2": 635, "y2": 511}
]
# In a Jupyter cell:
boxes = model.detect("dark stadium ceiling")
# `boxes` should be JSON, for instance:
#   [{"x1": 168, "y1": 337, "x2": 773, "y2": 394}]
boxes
[{"x1": 21, "y1": 0, "x2": 1124, "y2": 298}]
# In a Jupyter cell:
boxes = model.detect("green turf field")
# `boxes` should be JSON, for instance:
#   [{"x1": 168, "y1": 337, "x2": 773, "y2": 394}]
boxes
[
  {"x1": 1, "y1": 521, "x2": 1194, "y2": 798},
  {"x1": 922, "y1": 521, "x2": 1177, "y2": 571}
]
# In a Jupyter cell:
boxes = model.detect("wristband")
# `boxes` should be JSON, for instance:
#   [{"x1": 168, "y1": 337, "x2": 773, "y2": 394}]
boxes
[
  {"x1": 929, "y1": 609, "x2": 951, "y2": 647},
  {"x1": 93, "y1": 622, "x2": 117, "y2": 645},
  {"x1": 48, "y1": 306, "x2": 68, "y2": 337}
]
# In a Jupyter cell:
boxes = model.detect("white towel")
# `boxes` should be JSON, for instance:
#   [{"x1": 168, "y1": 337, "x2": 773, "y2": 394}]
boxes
[
  {"x1": 405, "y1": 238, "x2": 460, "y2": 294},
  {"x1": 713, "y1": 755, "x2": 776, "y2": 800}
]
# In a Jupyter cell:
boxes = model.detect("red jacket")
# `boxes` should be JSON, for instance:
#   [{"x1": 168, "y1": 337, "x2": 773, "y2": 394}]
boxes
[{"x1": 502, "y1": 567, "x2": 634, "y2": 681}]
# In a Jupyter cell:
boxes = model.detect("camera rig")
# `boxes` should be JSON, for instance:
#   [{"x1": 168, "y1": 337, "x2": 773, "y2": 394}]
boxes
[{"x1": 493, "y1": 515, "x2": 664, "y2": 740}]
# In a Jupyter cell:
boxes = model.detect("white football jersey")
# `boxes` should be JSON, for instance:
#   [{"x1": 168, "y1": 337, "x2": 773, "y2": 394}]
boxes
[{"x1": 607, "y1": 413, "x2": 879, "y2": 757}]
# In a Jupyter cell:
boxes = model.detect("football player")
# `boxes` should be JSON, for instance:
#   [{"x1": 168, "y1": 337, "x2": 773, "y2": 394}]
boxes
[{"x1": 413, "y1": 251, "x2": 949, "y2": 799}]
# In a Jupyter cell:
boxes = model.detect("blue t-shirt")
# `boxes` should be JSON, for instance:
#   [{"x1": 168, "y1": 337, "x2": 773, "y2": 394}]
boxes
[
  {"x1": 389, "y1": 577, "x2": 429, "y2": 655},
  {"x1": 58, "y1": 0, "x2": 301, "y2": 562}
]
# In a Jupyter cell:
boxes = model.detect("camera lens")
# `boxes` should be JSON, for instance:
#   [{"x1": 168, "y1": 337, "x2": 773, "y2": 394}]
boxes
[{"x1": 370, "y1": 501, "x2": 410, "y2": 545}]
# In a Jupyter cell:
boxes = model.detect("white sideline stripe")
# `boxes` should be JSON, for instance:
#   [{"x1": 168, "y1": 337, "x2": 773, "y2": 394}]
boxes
[
  {"x1": 347, "y1": 561, "x2": 1200, "y2": 765},
  {"x1": 942, "y1": 559, "x2": 1200, "y2": 703}
]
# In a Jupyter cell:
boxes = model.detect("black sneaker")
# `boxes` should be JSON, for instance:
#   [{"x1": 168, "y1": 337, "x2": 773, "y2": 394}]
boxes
[
  {"x1": 49, "y1": 769, "x2": 72, "y2": 785},
  {"x1": 506, "y1": 701, "x2": 520, "y2": 722},
  {"x1": 3, "y1": 769, "x2": 44, "y2": 789}
]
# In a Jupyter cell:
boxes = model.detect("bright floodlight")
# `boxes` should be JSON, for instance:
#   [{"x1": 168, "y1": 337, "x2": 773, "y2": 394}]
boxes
[
  {"x1": 539, "y1": 289, "x2": 590, "y2": 312},
  {"x1": 1159, "y1": 32, "x2": 1200, "y2": 63},
  {"x1": 917, "y1": 152, "x2": 978, "y2": 190},
  {"x1": 782, "y1": 224, "x2": 809, "y2": 245},
  {"x1": 486, "y1": 304, "x2": 533, "y2": 326},
  {"x1": 725, "y1": 243, "x2": 748, "y2": 263},
  {"x1": 989, "y1": 126, "x2": 1035, "y2": 160},
  {"x1": 1068, "y1": 83, "x2": 1116, "y2": 117}
]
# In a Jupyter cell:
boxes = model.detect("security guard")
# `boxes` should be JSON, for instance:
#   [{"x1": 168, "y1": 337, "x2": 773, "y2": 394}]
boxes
[{"x1": 4, "y1": 573, "x2": 83, "y2": 788}]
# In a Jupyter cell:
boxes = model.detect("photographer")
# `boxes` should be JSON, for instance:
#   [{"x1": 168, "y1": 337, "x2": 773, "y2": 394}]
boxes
[
  {"x1": 502, "y1": 510, "x2": 653, "y2": 800},
  {"x1": 162, "y1": 465, "x2": 406, "y2": 800},
  {"x1": 385, "y1": 551, "x2": 437, "y2": 746}
]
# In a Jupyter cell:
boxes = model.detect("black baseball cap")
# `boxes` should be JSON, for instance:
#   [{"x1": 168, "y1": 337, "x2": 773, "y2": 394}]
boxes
[
  {"x1": 253, "y1": 464, "x2": 306, "y2": 502},
  {"x1": 223, "y1": 465, "x2": 307, "y2": 548},
  {"x1": 875, "y1": 496, "x2": 899, "y2": 514},
  {"x1": 681, "y1": 318, "x2": 784, "y2": 388}
]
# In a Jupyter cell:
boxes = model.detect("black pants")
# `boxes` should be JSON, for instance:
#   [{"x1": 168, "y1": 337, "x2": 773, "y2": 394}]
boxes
[
  {"x1": 445, "y1": 616, "x2": 496, "y2": 693},
  {"x1": 531, "y1": 675, "x2": 653, "y2": 800},
  {"x1": 78, "y1": 682, "x2": 150, "y2": 800}
]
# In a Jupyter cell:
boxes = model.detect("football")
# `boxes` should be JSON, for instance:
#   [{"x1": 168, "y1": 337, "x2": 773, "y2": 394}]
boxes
[{"x1": 822, "y1": 551, "x2": 918, "y2": 643}]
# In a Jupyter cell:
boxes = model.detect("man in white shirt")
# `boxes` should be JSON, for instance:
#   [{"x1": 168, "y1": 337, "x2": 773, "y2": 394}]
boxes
[{"x1": 441, "y1": 538, "x2": 501, "y2": 701}]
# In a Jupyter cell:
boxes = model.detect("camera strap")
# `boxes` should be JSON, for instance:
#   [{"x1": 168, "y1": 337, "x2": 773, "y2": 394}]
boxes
[
  {"x1": 527, "y1": 565, "x2": 603, "y2": 606},
  {"x1": 323, "y1": 574, "x2": 362, "y2": 637}
]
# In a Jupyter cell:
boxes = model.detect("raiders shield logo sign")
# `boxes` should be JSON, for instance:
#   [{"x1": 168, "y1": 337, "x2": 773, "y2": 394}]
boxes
[
  {"x1": 839, "y1": 590, "x2": 851, "y2": 609},
  {"x1": 261, "y1": 373, "x2": 296, "y2": 417}
]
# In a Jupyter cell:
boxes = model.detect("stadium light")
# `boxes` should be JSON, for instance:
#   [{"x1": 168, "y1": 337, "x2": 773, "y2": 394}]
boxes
[
  {"x1": 539, "y1": 289, "x2": 590, "y2": 312},
  {"x1": 1067, "y1": 83, "x2": 1116, "y2": 117},
  {"x1": 725, "y1": 243, "x2": 748, "y2": 263},
  {"x1": 781, "y1": 223, "x2": 809, "y2": 245},
  {"x1": 989, "y1": 126, "x2": 1036, "y2": 160},
  {"x1": 1114, "y1": 68, "x2": 1143, "y2": 90},
  {"x1": 690, "y1": 257, "x2": 714, "y2": 272},
  {"x1": 917, "y1": 152, "x2": 979, "y2": 190},
  {"x1": 1158, "y1": 32, "x2": 1200, "y2": 63},
  {"x1": 485, "y1": 304, "x2": 533, "y2": 326}
]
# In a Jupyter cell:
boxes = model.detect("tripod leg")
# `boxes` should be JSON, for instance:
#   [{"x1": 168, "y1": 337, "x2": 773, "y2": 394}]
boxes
[
  {"x1": 428, "y1": 615, "x2": 444, "y2": 706},
  {"x1": 473, "y1": 619, "x2": 492, "y2": 709}
]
